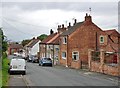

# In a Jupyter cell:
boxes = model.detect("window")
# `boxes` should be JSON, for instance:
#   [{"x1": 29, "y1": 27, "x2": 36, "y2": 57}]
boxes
[
  {"x1": 62, "y1": 52, "x2": 66, "y2": 59},
  {"x1": 63, "y1": 37, "x2": 67, "y2": 44},
  {"x1": 100, "y1": 36, "x2": 104, "y2": 43},
  {"x1": 72, "y1": 51, "x2": 79, "y2": 61}
]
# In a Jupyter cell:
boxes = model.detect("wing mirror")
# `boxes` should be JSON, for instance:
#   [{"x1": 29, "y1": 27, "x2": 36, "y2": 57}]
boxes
[{"x1": 8, "y1": 63, "x2": 10, "y2": 65}]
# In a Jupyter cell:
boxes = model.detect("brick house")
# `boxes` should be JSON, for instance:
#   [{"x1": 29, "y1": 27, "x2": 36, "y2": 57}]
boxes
[
  {"x1": 59, "y1": 13, "x2": 120, "y2": 69},
  {"x1": 39, "y1": 28, "x2": 66, "y2": 65},
  {"x1": 7, "y1": 43, "x2": 23, "y2": 55}
]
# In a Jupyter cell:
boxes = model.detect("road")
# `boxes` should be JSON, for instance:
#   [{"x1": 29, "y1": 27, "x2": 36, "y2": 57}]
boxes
[{"x1": 24, "y1": 62, "x2": 118, "y2": 86}]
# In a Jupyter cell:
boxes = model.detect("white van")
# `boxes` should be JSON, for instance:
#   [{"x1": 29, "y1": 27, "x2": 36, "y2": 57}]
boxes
[{"x1": 8, "y1": 58, "x2": 26, "y2": 75}]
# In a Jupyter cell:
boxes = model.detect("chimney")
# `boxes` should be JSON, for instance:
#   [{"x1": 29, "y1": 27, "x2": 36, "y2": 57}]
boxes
[
  {"x1": 50, "y1": 29, "x2": 54, "y2": 35},
  {"x1": 73, "y1": 19, "x2": 77, "y2": 25},
  {"x1": 57, "y1": 24, "x2": 66, "y2": 34},
  {"x1": 85, "y1": 13, "x2": 92, "y2": 22}
]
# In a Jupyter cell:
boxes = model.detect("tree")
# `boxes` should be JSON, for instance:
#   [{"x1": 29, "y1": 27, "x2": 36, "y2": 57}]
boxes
[
  {"x1": 37, "y1": 34, "x2": 48, "y2": 41},
  {"x1": 0, "y1": 28, "x2": 8, "y2": 53},
  {"x1": 21, "y1": 39, "x2": 31, "y2": 47}
]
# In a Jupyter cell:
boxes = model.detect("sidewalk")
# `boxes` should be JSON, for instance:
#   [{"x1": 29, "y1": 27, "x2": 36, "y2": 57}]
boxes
[{"x1": 8, "y1": 75, "x2": 27, "y2": 88}]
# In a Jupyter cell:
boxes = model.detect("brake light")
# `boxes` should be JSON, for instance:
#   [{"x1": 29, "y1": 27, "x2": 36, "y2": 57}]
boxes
[{"x1": 10, "y1": 65, "x2": 12, "y2": 69}]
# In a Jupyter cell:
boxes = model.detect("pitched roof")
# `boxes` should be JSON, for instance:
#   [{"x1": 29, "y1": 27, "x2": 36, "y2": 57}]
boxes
[
  {"x1": 40, "y1": 32, "x2": 60, "y2": 45},
  {"x1": 104, "y1": 29, "x2": 120, "y2": 37},
  {"x1": 61, "y1": 22, "x2": 84, "y2": 36},
  {"x1": 9, "y1": 44, "x2": 23, "y2": 49},
  {"x1": 26, "y1": 39, "x2": 40, "y2": 48}
]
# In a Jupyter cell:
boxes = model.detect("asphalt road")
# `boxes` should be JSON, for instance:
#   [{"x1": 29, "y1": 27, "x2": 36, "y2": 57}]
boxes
[{"x1": 24, "y1": 62, "x2": 118, "y2": 86}]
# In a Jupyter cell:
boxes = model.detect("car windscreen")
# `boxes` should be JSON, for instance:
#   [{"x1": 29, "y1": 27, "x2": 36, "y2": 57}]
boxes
[{"x1": 44, "y1": 58, "x2": 51, "y2": 61}]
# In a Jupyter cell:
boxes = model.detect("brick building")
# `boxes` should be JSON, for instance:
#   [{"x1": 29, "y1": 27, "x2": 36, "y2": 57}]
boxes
[
  {"x1": 39, "y1": 27, "x2": 67, "y2": 65},
  {"x1": 59, "y1": 13, "x2": 120, "y2": 69},
  {"x1": 7, "y1": 43, "x2": 23, "y2": 55}
]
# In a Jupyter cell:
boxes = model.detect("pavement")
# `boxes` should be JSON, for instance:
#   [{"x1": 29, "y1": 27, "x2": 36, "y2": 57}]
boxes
[{"x1": 8, "y1": 75, "x2": 28, "y2": 88}]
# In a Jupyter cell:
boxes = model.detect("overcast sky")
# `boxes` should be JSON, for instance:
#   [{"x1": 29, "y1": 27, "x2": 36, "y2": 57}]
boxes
[{"x1": 1, "y1": 0, "x2": 119, "y2": 42}]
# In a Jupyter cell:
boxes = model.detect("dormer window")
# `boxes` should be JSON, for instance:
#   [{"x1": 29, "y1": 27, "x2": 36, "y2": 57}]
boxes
[
  {"x1": 100, "y1": 36, "x2": 104, "y2": 43},
  {"x1": 63, "y1": 37, "x2": 67, "y2": 44}
]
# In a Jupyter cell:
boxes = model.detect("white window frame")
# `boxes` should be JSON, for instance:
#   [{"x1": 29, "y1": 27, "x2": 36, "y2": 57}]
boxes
[
  {"x1": 62, "y1": 51, "x2": 67, "y2": 59},
  {"x1": 100, "y1": 36, "x2": 104, "y2": 43},
  {"x1": 72, "y1": 51, "x2": 79, "y2": 61},
  {"x1": 63, "y1": 37, "x2": 67, "y2": 44}
]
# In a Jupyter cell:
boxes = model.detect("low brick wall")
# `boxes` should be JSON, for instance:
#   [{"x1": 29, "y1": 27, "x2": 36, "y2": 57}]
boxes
[
  {"x1": 103, "y1": 64, "x2": 118, "y2": 76},
  {"x1": 59, "y1": 59, "x2": 67, "y2": 67},
  {"x1": 90, "y1": 61, "x2": 119, "y2": 76},
  {"x1": 91, "y1": 61, "x2": 101, "y2": 72}
]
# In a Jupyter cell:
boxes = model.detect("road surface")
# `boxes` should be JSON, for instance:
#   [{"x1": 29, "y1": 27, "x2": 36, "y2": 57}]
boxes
[{"x1": 24, "y1": 62, "x2": 118, "y2": 86}]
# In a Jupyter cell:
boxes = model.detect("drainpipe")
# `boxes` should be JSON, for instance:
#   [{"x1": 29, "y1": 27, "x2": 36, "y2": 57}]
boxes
[
  {"x1": 118, "y1": 36, "x2": 120, "y2": 78},
  {"x1": 96, "y1": 32, "x2": 98, "y2": 51},
  {"x1": 66, "y1": 35, "x2": 68, "y2": 67},
  {"x1": 53, "y1": 44, "x2": 55, "y2": 65},
  {"x1": 45, "y1": 44, "x2": 47, "y2": 57}
]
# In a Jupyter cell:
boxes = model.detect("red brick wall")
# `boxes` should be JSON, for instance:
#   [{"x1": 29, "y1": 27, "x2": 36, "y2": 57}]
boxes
[
  {"x1": 39, "y1": 44, "x2": 46, "y2": 59},
  {"x1": 90, "y1": 61, "x2": 119, "y2": 76}
]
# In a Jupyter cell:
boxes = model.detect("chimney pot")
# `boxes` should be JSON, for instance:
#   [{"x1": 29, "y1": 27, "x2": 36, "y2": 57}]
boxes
[
  {"x1": 33, "y1": 37, "x2": 35, "y2": 40},
  {"x1": 50, "y1": 29, "x2": 54, "y2": 35},
  {"x1": 74, "y1": 19, "x2": 77, "y2": 25},
  {"x1": 62, "y1": 24, "x2": 64, "y2": 28},
  {"x1": 69, "y1": 22, "x2": 71, "y2": 26}
]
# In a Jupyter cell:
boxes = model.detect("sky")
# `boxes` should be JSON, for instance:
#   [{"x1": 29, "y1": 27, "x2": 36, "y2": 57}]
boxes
[{"x1": 0, "y1": 0, "x2": 120, "y2": 42}]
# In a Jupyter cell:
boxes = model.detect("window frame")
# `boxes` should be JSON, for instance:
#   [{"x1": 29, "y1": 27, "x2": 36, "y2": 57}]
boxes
[
  {"x1": 72, "y1": 51, "x2": 79, "y2": 61},
  {"x1": 63, "y1": 36, "x2": 67, "y2": 44},
  {"x1": 100, "y1": 35, "x2": 104, "y2": 43},
  {"x1": 62, "y1": 51, "x2": 67, "y2": 59}
]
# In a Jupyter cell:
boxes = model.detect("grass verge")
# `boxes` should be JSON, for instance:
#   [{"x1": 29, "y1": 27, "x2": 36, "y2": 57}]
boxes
[{"x1": 2, "y1": 54, "x2": 10, "y2": 87}]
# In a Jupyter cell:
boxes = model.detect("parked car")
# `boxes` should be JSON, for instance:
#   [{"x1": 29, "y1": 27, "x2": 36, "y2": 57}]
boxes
[
  {"x1": 8, "y1": 58, "x2": 26, "y2": 75},
  {"x1": 39, "y1": 57, "x2": 52, "y2": 66},
  {"x1": 32, "y1": 55, "x2": 39, "y2": 63},
  {"x1": 27, "y1": 55, "x2": 33, "y2": 62}
]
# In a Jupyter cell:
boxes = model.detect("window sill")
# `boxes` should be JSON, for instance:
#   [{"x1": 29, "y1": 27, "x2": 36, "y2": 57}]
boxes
[{"x1": 62, "y1": 57, "x2": 66, "y2": 60}]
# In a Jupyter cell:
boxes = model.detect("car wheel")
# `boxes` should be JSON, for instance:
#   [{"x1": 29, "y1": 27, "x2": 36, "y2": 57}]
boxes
[
  {"x1": 22, "y1": 71, "x2": 26, "y2": 75},
  {"x1": 39, "y1": 64, "x2": 41, "y2": 66},
  {"x1": 9, "y1": 71, "x2": 12, "y2": 75}
]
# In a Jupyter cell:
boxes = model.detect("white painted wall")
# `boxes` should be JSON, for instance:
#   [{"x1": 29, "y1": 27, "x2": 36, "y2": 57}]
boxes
[{"x1": 30, "y1": 41, "x2": 41, "y2": 55}]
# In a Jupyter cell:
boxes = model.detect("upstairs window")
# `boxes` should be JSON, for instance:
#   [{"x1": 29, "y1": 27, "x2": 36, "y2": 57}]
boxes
[
  {"x1": 72, "y1": 51, "x2": 79, "y2": 61},
  {"x1": 100, "y1": 36, "x2": 104, "y2": 43},
  {"x1": 63, "y1": 37, "x2": 67, "y2": 44}
]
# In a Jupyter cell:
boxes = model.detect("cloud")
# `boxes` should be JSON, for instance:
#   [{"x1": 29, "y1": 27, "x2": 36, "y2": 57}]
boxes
[{"x1": 1, "y1": 2, "x2": 118, "y2": 41}]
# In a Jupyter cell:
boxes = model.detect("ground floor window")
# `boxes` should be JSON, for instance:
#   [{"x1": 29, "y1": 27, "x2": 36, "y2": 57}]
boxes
[
  {"x1": 72, "y1": 51, "x2": 79, "y2": 61},
  {"x1": 62, "y1": 52, "x2": 66, "y2": 59}
]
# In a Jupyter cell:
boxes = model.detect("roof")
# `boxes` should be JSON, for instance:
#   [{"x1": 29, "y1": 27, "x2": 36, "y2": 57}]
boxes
[
  {"x1": 104, "y1": 29, "x2": 120, "y2": 37},
  {"x1": 26, "y1": 39, "x2": 40, "y2": 48},
  {"x1": 40, "y1": 32, "x2": 60, "y2": 45},
  {"x1": 9, "y1": 44, "x2": 23, "y2": 49},
  {"x1": 61, "y1": 22, "x2": 84, "y2": 36},
  {"x1": 104, "y1": 29, "x2": 120, "y2": 52}
]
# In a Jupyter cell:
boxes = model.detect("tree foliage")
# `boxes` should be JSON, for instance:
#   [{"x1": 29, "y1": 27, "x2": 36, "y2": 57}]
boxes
[
  {"x1": 21, "y1": 39, "x2": 31, "y2": 46},
  {"x1": 0, "y1": 28, "x2": 8, "y2": 53},
  {"x1": 37, "y1": 34, "x2": 48, "y2": 41}
]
